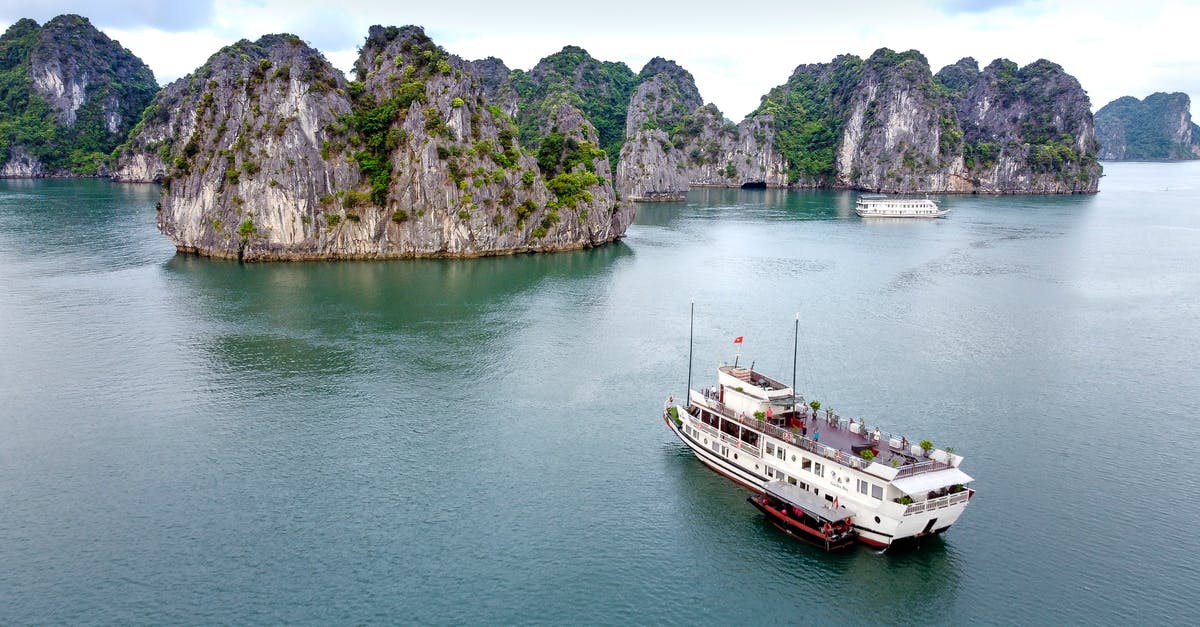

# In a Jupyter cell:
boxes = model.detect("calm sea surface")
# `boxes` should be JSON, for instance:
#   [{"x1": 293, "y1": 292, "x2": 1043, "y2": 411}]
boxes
[{"x1": 2, "y1": 163, "x2": 1198, "y2": 624}]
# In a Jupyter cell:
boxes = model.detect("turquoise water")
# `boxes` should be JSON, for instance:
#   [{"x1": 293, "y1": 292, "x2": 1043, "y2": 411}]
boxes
[{"x1": 2, "y1": 164, "x2": 1198, "y2": 623}]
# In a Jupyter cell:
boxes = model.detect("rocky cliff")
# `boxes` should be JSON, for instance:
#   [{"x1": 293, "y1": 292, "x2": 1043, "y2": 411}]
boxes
[
  {"x1": 616, "y1": 49, "x2": 1100, "y2": 198},
  {"x1": 1094, "y1": 92, "x2": 1200, "y2": 160},
  {"x1": 935, "y1": 57, "x2": 1100, "y2": 193},
  {"x1": 114, "y1": 27, "x2": 632, "y2": 260},
  {"x1": 832, "y1": 50, "x2": 965, "y2": 191},
  {"x1": 615, "y1": 58, "x2": 786, "y2": 200},
  {"x1": 0, "y1": 15, "x2": 157, "y2": 177}
]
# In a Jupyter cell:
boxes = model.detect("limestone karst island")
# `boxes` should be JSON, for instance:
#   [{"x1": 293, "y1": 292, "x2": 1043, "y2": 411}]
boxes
[{"x1": 1, "y1": 15, "x2": 1110, "y2": 260}]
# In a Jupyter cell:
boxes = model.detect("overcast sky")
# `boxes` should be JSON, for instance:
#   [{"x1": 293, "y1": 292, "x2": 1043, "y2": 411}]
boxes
[{"x1": 2, "y1": 0, "x2": 1197, "y2": 122}]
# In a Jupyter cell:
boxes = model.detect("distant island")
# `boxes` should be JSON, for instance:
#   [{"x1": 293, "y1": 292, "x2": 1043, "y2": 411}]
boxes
[
  {"x1": 0, "y1": 15, "x2": 156, "y2": 177},
  {"x1": 1094, "y1": 93, "x2": 1200, "y2": 160},
  {"x1": 1, "y1": 15, "x2": 1104, "y2": 260}
]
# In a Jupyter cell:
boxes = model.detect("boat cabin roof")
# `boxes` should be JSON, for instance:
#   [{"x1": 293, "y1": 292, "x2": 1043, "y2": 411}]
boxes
[
  {"x1": 719, "y1": 366, "x2": 791, "y2": 393},
  {"x1": 764, "y1": 480, "x2": 854, "y2": 523}
]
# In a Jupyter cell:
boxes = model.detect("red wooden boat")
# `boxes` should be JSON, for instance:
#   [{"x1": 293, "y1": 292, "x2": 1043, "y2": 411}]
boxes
[{"x1": 748, "y1": 480, "x2": 857, "y2": 551}]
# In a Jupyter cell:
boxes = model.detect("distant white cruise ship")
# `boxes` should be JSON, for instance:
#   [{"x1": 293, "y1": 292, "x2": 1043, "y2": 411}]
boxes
[{"x1": 856, "y1": 195, "x2": 949, "y2": 218}]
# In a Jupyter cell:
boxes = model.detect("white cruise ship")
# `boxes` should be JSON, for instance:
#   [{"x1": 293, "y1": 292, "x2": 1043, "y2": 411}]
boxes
[
  {"x1": 855, "y1": 195, "x2": 949, "y2": 218},
  {"x1": 663, "y1": 364, "x2": 974, "y2": 547}
]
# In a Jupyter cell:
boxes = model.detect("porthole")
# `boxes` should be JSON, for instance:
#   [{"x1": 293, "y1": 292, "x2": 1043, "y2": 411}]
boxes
[
  {"x1": 792, "y1": 455, "x2": 796, "y2": 462},
  {"x1": 704, "y1": 439, "x2": 708, "y2": 445},
  {"x1": 734, "y1": 453, "x2": 739, "y2": 460},
  {"x1": 875, "y1": 516, "x2": 881, "y2": 524}
]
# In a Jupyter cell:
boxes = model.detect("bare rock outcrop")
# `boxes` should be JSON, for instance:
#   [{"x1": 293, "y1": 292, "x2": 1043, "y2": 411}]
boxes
[
  {"x1": 115, "y1": 27, "x2": 631, "y2": 260},
  {"x1": 938, "y1": 58, "x2": 1101, "y2": 193},
  {"x1": 616, "y1": 59, "x2": 786, "y2": 200}
]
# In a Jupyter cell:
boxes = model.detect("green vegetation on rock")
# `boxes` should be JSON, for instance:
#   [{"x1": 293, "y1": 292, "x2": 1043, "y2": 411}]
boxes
[
  {"x1": 753, "y1": 55, "x2": 864, "y2": 183},
  {"x1": 1095, "y1": 93, "x2": 1200, "y2": 160},
  {"x1": 511, "y1": 46, "x2": 638, "y2": 168}
]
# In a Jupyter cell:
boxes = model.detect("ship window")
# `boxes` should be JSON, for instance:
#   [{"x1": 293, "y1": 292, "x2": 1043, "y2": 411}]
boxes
[
  {"x1": 813, "y1": 462, "x2": 824, "y2": 477},
  {"x1": 766, "y1": 467, "x2": 775, "y2": 478},
  {"x1": 765, "y1": 442, "x2": 775, "y2": 455},
  {"x1": 787, "y1": 476, "x2": 797, "y2": 486},
  {"x1": 872, "y1": 484, "x2": 884, "y2": 500},
  {"x1": 857, "y1": 479, "x2": 869, "y2": 495},
  {"x1": 801, "y1": 458, "x2": 812, "y2": 472},
  {"x1": 776, "y1": 448, "x2": 785, "y2": 461}
]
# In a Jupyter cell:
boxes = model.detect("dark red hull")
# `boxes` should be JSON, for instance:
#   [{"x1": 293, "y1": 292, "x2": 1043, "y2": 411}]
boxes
[{"x1": 747, "y1": 496, "x2": 857, "y2": 551}]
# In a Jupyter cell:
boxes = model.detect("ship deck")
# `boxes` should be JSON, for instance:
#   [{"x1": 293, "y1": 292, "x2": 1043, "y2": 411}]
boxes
[{"x1": 689, "y1": 389, "x2": 946, "y2": 476}]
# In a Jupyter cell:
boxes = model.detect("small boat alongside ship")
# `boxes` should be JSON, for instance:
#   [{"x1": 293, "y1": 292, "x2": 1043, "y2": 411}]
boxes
[
  {"x1": 855, "y1": 195, "x2": 948, "y2": 218},
  {"x1": 748, "y1": 480, "x2": 857, "y2": 550},
  {"x1": 663, "y1": 310, "x2": 975, "y2": 549}
]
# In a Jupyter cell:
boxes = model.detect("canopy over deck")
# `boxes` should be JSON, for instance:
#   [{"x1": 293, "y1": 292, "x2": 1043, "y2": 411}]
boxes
[
  {"x1": 891, "y1": 467, "x2": 974, "y2": 495},
  {"x1": 763, "y1": 480, "x2": 854, "y2": 523}
]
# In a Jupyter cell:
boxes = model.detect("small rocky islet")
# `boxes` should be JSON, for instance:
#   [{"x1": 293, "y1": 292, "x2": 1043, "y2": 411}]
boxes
[
  {"x1": 1, "y1": 15, "x2": 1115, "y2": 260},
  {"x1": 1094, "y1": 92, "x2": 1200, "y2": 161}
]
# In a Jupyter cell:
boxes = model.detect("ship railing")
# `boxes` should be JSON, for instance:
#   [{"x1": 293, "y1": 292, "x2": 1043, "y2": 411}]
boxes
[
  {"x1": 691, "y1": 392, "x2": 956, "y2": 478},
  {"x1": 721, "y1": 433, "x2": 761, "y2": 457},
  {"x1": 902, "y1": 490, "x2": 970, "y2": 516},
  {"x1": 690, "y1": 413, "x2": 762, "y2": 458},
  {"x1": 694, "y1": 396, "x2": 869, "y2": 471},
  {"x1": 893, "y1": 459, "x2": 951, "y2": 478}
]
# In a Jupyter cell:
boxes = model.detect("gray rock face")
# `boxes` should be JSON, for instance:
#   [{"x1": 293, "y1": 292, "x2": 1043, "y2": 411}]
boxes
[
  {"x1": 29, "y1": 15, "x2": 155, "y2": 132},
  {"x1": 835, "y1": 50, "x2": 967, "y2": 192},
  {"x1": 0, "y1": 147, "x2": 47, "y2": 177},
  {"x1": 470, "y1": 56, "x2": 518, "y2": 117},
  {"x1": 1095, "y1": 92, "x2": 1200, "y2": 160},
  {"x1": 616, "y1": 59, "x2": 785, "y2": 200},
  {"x1": 617, "y1": 50, "x2": 1100, "y2": 197},
  {"x1": 116, "y1": 27, "x2": 631, "y2": 260},
  {"x1": 114, "y1": 35, "x2": 359, "y2": 259},
  {"x1": 940, "y1": 58, "x2": 1101, "y2": 193},
  {"x1": 0, "y1": 14, "x2": 157, "y2": 177}
]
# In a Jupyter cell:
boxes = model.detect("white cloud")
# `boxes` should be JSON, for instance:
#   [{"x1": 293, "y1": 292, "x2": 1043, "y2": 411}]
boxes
[
  {"x1": 0, "y1": 0, "x2": 215, "y2": 31},
  {"x1": 2, "y1": 0, "x2": 1198, "y2": 118}
]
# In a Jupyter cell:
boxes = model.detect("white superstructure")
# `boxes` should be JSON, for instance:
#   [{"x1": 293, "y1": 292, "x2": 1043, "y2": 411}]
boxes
[
  {"x1": 663, "y1": 365, "x2": 974, "y2": 547},
  {"x1": 855, "y1": 195, "x2": 948, "y2": 218}
]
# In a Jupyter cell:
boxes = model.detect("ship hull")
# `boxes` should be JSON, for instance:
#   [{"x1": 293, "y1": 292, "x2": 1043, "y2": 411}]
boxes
[{"x1": 664, "y1": 408, "x2": 764, "y2": 492}]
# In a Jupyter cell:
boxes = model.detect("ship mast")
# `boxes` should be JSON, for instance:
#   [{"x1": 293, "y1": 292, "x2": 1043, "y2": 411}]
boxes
[
  {"x1": 792, "y1": 312, "x2": 799, "y2": 407},
  {"x1": 686, "y1": 300, "x2": 694, "y2": 402}
]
